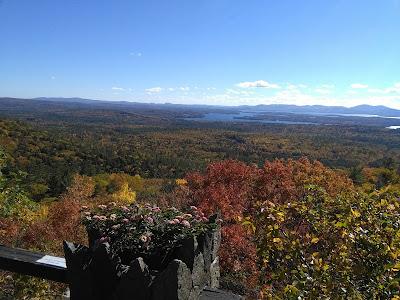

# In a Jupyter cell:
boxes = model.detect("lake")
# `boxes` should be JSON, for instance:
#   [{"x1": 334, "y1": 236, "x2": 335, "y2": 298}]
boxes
[
  {"x1": 184, "y1": 112, "x2": 317, "y2": 125},
  {"x1": 183, "y1": 111, "x2": 400, "y2": 128}
]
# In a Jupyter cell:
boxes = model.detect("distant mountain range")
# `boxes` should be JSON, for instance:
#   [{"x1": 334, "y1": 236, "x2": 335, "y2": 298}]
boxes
[
  {"x1": 1, "y1": 97, "x2": 400, "y2": 118},
  {"x1": 240, "y1": 104, "x2": 400, "y2": 117}
]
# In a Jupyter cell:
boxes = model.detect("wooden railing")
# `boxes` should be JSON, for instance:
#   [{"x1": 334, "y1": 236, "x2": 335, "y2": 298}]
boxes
[{"x1": 0, "y1": 245, "x2": 67, "y2": 283}]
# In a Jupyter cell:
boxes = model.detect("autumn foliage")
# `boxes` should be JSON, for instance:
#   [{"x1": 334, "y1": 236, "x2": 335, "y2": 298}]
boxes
[
  {"x1": 1, "y1": 153, "x2": 400, "y2": 299},
  {"x1": 178, "y1": 158, "x2": 399, "y2": 298}
]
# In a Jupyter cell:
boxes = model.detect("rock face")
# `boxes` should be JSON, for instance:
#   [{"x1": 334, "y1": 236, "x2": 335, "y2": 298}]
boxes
[
  {"x1": 63, "y1": 226, "x2": 221, "y2": 300},
  {"x1": 150, "y1": 259, "x2": 192, "y2": 300},
  {"x1": 114, "y1": 257, "x2": 151, "y2": 300}
]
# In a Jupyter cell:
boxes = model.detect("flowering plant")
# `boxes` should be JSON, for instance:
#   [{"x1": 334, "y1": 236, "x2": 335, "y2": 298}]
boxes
[{"x1": 81, "y1": 203, "x2": 218, "y2": 270}]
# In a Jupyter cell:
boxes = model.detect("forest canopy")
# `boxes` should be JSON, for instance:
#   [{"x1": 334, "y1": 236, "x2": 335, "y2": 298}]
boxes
[{"x1": 0, "y1": 103, "x2": 400, "y2": 299}]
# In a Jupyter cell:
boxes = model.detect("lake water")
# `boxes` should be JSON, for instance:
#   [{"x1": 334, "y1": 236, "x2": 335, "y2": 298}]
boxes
[
  {"x1": 184, "y1": 111, "x2": 400, "y2": 128},
  {"x1": 184, "y1": 112, "x2": 317, "y2": 125}
]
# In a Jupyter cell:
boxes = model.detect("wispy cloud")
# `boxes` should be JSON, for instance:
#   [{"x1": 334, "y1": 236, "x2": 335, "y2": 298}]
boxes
[
  {"x1": 237, "y1": 80, "x2": 280, "y2": 89},
  {"x1": 129, "y1": 52, "x2": 142, "y2": 57},
  {"x1": 351, "y1": 83, "x2": 369, "y2": 89},
  {"x1": 315, "y1": 88, "x2": 332, "y2": 94},
  {"x1": 315, "y1": 84, "x2": 334, "y2": 94},
  {"x1": 112, "y1": 87, "x2": 125, "y2": 91},
  {"x1": 286, "y1": 83, "x2": 307, "y2": 90},
  {"x1": 320, "y1": 84, "x2": 335, "y2": 89},
  {"x1": 145, "y1": 87, "x2": 163, "y2": 94},
  {"x1": 381, "y1": 83, "x2": 400, "y2": 94}
]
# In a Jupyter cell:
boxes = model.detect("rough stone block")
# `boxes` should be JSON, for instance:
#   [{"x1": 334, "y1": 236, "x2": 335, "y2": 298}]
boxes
[
  {"x1": 210, "y1": 257, "x2": 220, "y2": 289},
  {"x1": 174, "y1": 237, "x2": 198, "y2": 270},
  {"x1": 188, "y1": 285, "x2": 202, "y2": 300},
  {"x1": 211, "y1": 228, "x2": 221, "y2": 262},
  {"x1": 63, "y1": 241, "x2": 93, "y2": 300},
  {"x1": 192, "y1": 252, "x2": 206, "y2": 288},
  {"x1": 114, "y1": 257, "x2": 151, "y2": 300},
  {"x1": 90, "y1": 242, "x2": 121, "y2": 300},
  {"x1": 150, "y1": 259, "x2": 192, "y2": 300}
]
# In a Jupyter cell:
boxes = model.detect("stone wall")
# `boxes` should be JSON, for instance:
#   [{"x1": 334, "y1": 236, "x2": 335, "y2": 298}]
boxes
[{"x1": 63, "y1": 228, "x2": 221, "y2": 300}]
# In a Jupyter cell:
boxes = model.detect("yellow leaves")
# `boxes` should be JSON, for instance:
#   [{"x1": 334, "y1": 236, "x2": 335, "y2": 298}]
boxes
[
  {"x1": 351, "y1": 209, "x2": 361, "y2": 218},
  {"x1": 242, "y1": 219, "x2": 256, "y2": 233},
  {"x1": 311, "y1": 237, "x2": 319, "y2": 244},
  {"x1": 392, "y1": 262, "x2": 400, "y2": 272},
  {"x1": 390, "y1": 249, "x2": 400, "y2": 260},
  {"x1": 273, "y1": 237, "x2": 282, "y2": 243},
  {"x1": 175, "y1": 178, "x2": 187, "y2": 185},
  {"x1": 276, "y1": 211, "x2": 285, "y2": 222},
  {"x1": 112, "y1": 182, "x2": 136, "y2": 204},
  {"x1": 335, "y1": 221, "x2": 348, "y2": 228},
  {"x1": 312, "y1": 252, "x2": 319, "y2": 258},
  {"x1": 283, "y1": 284, "x2": 299, "y2": 296},
  {"x1": 272, "y1": 237, "x2": 285, "y2": 250}
]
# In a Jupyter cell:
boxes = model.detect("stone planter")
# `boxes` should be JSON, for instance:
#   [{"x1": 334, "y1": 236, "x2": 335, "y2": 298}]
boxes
[{"x1": 63, "y1": 227, "x2": 220, "y2": 300}]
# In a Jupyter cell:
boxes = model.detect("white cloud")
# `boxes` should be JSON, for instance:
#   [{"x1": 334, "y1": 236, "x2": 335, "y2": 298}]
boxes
[
  {"x1": 226, "y1": 88, "x2": 254, "y2": 96},
  {"x1": 347, "y1": 90, "x2": 359, "y2": 95},
  {"x1": 315, "y1": 88, "x2": 332, "y2": 94},
  {"x1": 129, "y1": 52, "x2": 142, "y2": 57},
  {"x1": 314, "y1": 84, "x2": 334, "y2": 95},
  {"x1": 320, "y1": 84, "x2": 335, "y2": 89},
  {"x1": 145, "y1": 87, "x2": 163, "y2": 94},
  {"x1": 364, "y1": 83, "x2": 400, "y2": 94},
  {"x1": 119, "y1": 81, "x2": 400, "y2": 108},
  {"x1": 112, "y1": 87, "x2": 125, "y2": 91},
  {"x1": 237, "y1": 80, "x2": 280, "y2": 89},
  {"x1": 203, "y1": 82, "x2": 400, "y2": 108},
  {"x1": 385, "y1": 82, "x2": 400, "y2": 94},
  {"x1": 286, "y1": 83, "x2": 308, "y2": 90},
  {"x1": 351, "y1": 83, "x2": 369, "y2": 89}
]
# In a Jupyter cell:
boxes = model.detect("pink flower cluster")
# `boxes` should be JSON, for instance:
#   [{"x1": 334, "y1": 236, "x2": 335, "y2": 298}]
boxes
[
  {"x1": 144, "y1": 203, "x2": 162, "y2": 213},
  {"x1": 81, "y1": 203, "x2": 216, "y2": 251},
  {"x1": 139, "y1": 232, "x2": 153, "y2": 246},
  {"x1": 93, "y1": 215, "x2": 107, "y2": 221},
  {"x1": 167, "y1": 218, "x2": 191, "y2": 227},
  {"x1": 165, "y1": 206, "x2": 209, "y2": 228}
]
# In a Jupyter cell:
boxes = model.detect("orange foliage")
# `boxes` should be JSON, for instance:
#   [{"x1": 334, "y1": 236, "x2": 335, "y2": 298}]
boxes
[
  {"x1": 219, "y1": 224, "x2": 259, "y2": 288},
  {"x1": 21, "y1": 175, "x2": 93, "y2": 254},
  {"x1": 180, "y1": 158, "x2": 354, "y2": 293},
  {"x1": 0, "y1": 218, "x2": 20, "y2": 246},
  {"x1": 185, "y1": 160, "x2": 257, "y2": 221}
]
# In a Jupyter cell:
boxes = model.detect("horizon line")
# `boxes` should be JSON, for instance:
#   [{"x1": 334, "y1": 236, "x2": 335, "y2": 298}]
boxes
[{"x1": 1, "y1": 96, "x2": 399, "y2": 110}]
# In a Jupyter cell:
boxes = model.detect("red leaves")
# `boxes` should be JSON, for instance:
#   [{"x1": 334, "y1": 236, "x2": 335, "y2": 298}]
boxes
[
  {"x1": 185, "y1": 160, "x2": 257, "y2": 221},
  {"x1": 220, "y1": 224, "x2": 259, "y2": 287},
  {"x1": 22, "y1": 198, "x2": 86, "y2": 255},
  {"x1": 181, "y1": 158, "x2": 354, "y2": 293}
]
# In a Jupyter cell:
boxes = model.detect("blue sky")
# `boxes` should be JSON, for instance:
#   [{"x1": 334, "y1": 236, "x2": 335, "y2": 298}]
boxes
[{"x1": 1, "y1": 0, "x2": 400, "y2": 107}]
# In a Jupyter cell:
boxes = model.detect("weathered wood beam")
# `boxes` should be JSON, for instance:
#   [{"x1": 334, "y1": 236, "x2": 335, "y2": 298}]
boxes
[{"x1": 0, "y1": 245, "x2": 68, "y2": 283}]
